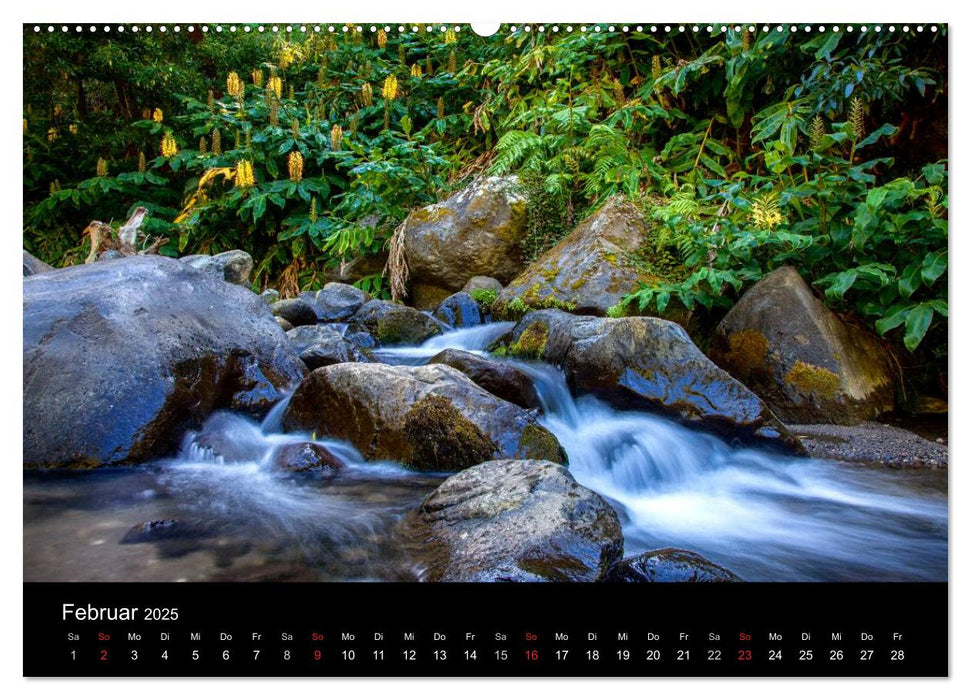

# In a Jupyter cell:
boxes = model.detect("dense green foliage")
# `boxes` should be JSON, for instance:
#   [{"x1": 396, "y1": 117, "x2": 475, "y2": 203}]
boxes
[{"x1": 24, "y1": 24, "x2": 946, "y2": 381}]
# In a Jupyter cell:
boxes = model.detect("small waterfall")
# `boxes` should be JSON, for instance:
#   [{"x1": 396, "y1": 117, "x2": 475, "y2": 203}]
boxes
[
  {"x1": 374, "y1": 322, "x2": 514, "y2": 365},
  {"x1": 509, "y1": 359, "x2": 947, "y2": 581}
]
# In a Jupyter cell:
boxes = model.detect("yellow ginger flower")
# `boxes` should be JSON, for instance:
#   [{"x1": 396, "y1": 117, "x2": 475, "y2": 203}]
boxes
[
  {"x1": 288, "y1": 150, "x2": 304, "y2": 182},
  {"x1": 849, "y1": 96, "x2": 866, "y2": 141},
  {"x1": 268, "y1": 76, "x2": 283, "y2": 99},
  {"x1": 410, "y1": 63, "x2": 422, "y2": 78},
  {"x1": 234, "y1": 160, "x2": 255, "y2": 188},
  {"x1": 751, "y1": 192, "x2": 785, "y2": 230},
  {"x1": 361, "y1": 82, "x2": 373, "y2": 106},
  {"x1": 448, "y1": 50, "x2": 457, "y2": 74},
  {"x1": 382, "y1": 74, "x2": 398, "y2": 101},
  {"x1": 309, "y1": 196, "x2": 318, "y2": 223},
  {"x1": 437, "y1": 96, "x2": 445, "y2": 119},
  {"x1": 444, "y1": 28, "x2": 457, "y2": 44},
  {"x1": 152, "y1": 108, "x2": 164, "y2": 123},
  {"x1": 49, "y1": 179, "x2": 61, "y2": 195},
  {"x1": 652, "y1": 55, "x2": 662, "y2": 82},
  {"x1": 252, "y1": 69, "x2": 264, "y2": 88},
  {"x1": 211, "y1": 128, "x2": 222, "y2": 156},
  {"x1": 138, "y1": 151, "x2": 147, "y2": 173},
  {"x1": 96, "y1": 158, "x2": 108, "y2": 177},
  {"x1": 161, "y1": 132, "x2": 178, "y2": 158},
  {"x1": 226, "y1": 72, "x2": 244, "y2": 99},
  {"x1": 377, "y1": 28, "x2": 387, "y2": 48},
  {"x1": 54, "y1": 105, "x2": 63, "y2": 117},
  {"x1": 199, "y1": 137, "x2": 208, "y2": 156},
  {"x1": 69, "y1": 124, "x2": 78, "y2": 135},
  {"x1": 47, "y1": 127, "x2": 58, "y2": 142},
  {"x1": 330, "y1": 124, "x2": 343, "y2": 150}
]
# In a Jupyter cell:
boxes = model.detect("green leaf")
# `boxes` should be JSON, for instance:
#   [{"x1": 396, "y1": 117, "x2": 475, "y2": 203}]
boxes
[
  {"x1": 921, "y1": 250, "x2": 947, "y2": 286},
  {"x1": 875, "y1": 306, "x2": 909, "y2": 336},
  {"x1": 898, "y1": 262, "x2": 922, "y2": 299},
  {"x1": 903, "y1": 303, "x2": 934, "y2": 352}
]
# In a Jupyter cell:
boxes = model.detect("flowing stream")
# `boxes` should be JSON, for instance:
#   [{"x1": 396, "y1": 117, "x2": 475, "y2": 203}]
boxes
[{"x1": 24, "y1": 322, "x2": 947, "y2": 582}]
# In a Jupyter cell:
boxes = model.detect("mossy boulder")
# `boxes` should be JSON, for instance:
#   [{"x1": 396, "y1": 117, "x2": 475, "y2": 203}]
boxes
[
  {"x1": 493, "y1": 310, "x2": 801, "y2": 451},
  {"x1": 604, "y1": 549, "x2": 742, "y2": 582},
  {"x1": 402, "y1": 176, "x2": 528, "y2": 308},
  {"x1": 347, "y1": 299, "x2": 444, "y2": 346},
  {"x1": 23, "y1": 256, "x2": 306, "y2": 469},
  {"x1": 282, "y1": 363, "x2": 564, "y2": 471},
  {"x1": 411, "y1": 459, "x2": 623, "y2": 582},
  {"x1": 494, "y1": 197, "x2": 670, "y2": 317},
  {"x1": 710, "y1": 266, "x2": 894, "y2": 424},
  {"x1": 428, "y1": 348, "x2": 540, "y2": 409}
]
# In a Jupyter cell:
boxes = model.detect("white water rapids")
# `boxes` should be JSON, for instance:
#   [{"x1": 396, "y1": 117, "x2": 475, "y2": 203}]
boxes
[{"x1": 24, "y1": 322, "x2": 946, "y2": 582}]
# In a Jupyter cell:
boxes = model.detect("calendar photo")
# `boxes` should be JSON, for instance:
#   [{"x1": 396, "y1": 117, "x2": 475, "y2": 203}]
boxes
[{"x1": 23, "y1": 22, "x2": 947, "y2": 596}]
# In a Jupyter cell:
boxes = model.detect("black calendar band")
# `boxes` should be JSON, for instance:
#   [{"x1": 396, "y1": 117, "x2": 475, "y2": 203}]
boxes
[{"x1": 24, "y1": 582, "x2": 947, "y2": 677}]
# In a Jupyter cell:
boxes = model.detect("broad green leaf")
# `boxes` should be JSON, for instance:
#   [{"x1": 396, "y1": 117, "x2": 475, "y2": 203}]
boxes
[
  {"x1": 903, "y1": 303, "x2": 934, "y2": 352},
  {"x1": 921, "y1": 250, "x2": 947, "y2": 285}
]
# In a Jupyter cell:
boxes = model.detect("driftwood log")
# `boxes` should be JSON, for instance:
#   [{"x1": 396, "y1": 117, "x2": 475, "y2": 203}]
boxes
[{"x1": 83, "y1": 207, "x2": 168, "y2": 263}]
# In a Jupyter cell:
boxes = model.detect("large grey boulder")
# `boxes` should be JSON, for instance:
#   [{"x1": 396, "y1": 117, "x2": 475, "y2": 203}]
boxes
[
  {"x1": 493, "y1": 309, "x2": 801, "y2": 451},
  {"x1": 710, "y1": 266, "x2": 894, "y2": 424},
  {"x1": 495, "y1": 198, "x2": 668, "y2": 317},
  {"x1": 282, "y1": 363, "x2": 564, "y2": 471},
  {"x1": 181, "y1": 250, "x2": 254, "y2": 287},
  {"x1": 402, "y1": 176, "x2": 528, "y2": 308},
  {"x1": 23, "y1": 256, "x2": 306, "y2": 469},
  {"x1": 413, "y1": 459, "x2": 623, "y2": 582},
  {"x1": 286, "y1": 325, "x2": 368, "y2": 369}
]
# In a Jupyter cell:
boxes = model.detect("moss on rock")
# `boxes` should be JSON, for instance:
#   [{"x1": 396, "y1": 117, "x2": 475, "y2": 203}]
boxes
[
  {"x1": 508, "y1": 320, "x2": 549, "y2": 359},
  {"x1": 404, "y1": 394, "x2": 496, "y2": 471},
  {"x1": 785, "y1": 360, "x2": 841, "y2": 400}
]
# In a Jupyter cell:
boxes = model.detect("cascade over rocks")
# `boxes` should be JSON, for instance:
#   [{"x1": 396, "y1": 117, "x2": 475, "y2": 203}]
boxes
[
  {"x1": 402, "y1": 176, "x2": 528, "y2": 308},
  {"x1": 493, "y1": 309, "x2": 801, "y2": 451},
  {"x1": 23, "y1": 256, "x2": 306, "y2": 469},
  {"x1": 495, "y1": 198, "x2": 675, "y2": 317},
  {"x1": 282, "y1": 363, "x2": 564, "y2": 471},
  {"x1": 412, "y1": 459, "x2": 624, "y2": 582},
  {"x1": 347, "y1": 299, "x2": 444, "y2": 346},
  {"x1": 710, "y1": 266, "x2": 894, "y2": 424},
  {"x1": 604, "y1": 549, "x2": 742, "y2": 582}
]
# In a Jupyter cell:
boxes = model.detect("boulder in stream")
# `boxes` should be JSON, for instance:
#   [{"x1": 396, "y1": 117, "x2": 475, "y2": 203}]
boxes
[
  {"x1": 428, "y1": 348, "x2": 540, "y2": 410},
  {"x1": 493, "y1": 309, "x2": 801, "y2": 451},
  {"x1": 604, "y1": 548, "x2": 742, "y2": 582},
  {"x1": 347, "y1": 300, "x2": 444, "y2": 346},
  {"x1": 282, "y1": 363, "x2": 564, "y2": 471},
  {"x1": 23, "y1": 256, "x2": 306, "y2": 469},
  {"x1": 412, "y1": 459, "x2": 623, "y2": 582}
]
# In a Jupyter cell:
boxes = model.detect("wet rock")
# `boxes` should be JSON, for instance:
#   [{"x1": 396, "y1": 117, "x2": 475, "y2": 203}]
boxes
[
  {"x1": 462, "y1": 276, "x2": 504, "y2": 295},
  {"x1": 120, "y1": 519, "x2": 202, "y2": 544},
  {"x1": 434, "y1": 292, "x2": 483, "y2": 329},
  {"x1": 23, "y1": 256, "x2": 306, "y2": 469},
  {"x1": 272, "y1": 442, "x2": 344, "y2": 476},
  {"x1": 347, "y1": 300, "x2": 443, "y2": 346},
  {"x1": 283, "y1": 364, "x2": 564, "y2": 471},
  {"x1": 271, "y1": 298, "x2": 318, "y2": 327},
  {"x1": 429, "y1": 349, "x2": 540, "y2": 410},
  {"x1": 312, "y1": 282, "x2": 371, "y2": 322},
  {"x1": 276, "y1": 317, "x2": 294, "y2": 332},
  {"x1": 403, "y1": 176, "x2": 528, "y2": 308},
  {"x1": 413, "y1": 459, "x2": 623, "y2": 581},
  {"x1": 23, "y1": 250, "x2": 54, "y2": 276},
  {"x1": 286, "y1": 326, "x2": 369, "y2": 369},
  {"x1": 261, "y1": 288, "x2": 280, "y2": 305},
  {"x1": 494, "y1": 309, "x2": 801, "y2": 451},
  {"x1": 604, "y1": 549, "x2": 742, "y2": 582},
  {"x1": 345, "y1": 331, "x2": 377, "y2": 351},
  {"x1": 788, "y1": 422, "x2": 948, "y2": 469},
  {"x1": 710, "y1": 266, "x2": 894, "y2": 424},
  {"x1": 495, "y1": 197, "x2": 677, "y2": 318},
  {"x1": 182, "y1": 250, "x2": 254, "y2": 287}
]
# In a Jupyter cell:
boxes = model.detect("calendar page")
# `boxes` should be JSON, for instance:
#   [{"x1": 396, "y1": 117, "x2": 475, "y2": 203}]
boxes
[{"x1": 22, "y1": 18, "x2": 948, "y2": 677}]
